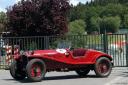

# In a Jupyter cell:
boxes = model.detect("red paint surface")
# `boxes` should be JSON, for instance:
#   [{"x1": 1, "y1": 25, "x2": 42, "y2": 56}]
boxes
[{"x1": 25, "y1": 49, "x2": 112, "y2": 65}]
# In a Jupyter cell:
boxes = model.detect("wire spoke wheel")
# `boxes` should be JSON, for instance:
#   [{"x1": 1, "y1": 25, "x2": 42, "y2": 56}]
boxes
[
  {"x1": 98, "y1": 61, "x2": 109, "y2": 74},
  {"x1": 26, "y1": 59, "x2": 46, "y2": 82},
  {"x1": 94, "y1": 57, "x2": 112, "y2": 77},
  {"x1": 31, "y1": 64, "x2": 43, "y2": 78}
]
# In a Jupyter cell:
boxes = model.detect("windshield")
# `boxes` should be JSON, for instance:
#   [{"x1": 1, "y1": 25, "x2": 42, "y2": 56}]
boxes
[{"x1": 57, "y1": 42, "x2": 71, "y2": 49}]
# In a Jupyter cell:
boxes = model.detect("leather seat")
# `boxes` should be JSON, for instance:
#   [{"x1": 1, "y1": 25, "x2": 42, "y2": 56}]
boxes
[{"x1": 73, "y1": 48, "x2": 87, "y2": 57}]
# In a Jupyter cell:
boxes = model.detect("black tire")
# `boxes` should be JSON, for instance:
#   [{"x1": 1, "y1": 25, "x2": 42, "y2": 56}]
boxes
[
  {"x1": 76, "y1": 68, "x2": 90, "y2": 77},
  {"x1": 26, "y1": 59, "x2": 46, "y2": 82},
  {"x1": 10, "y1": 60, "x2": 26, "y2": 80},
  {"x1": 94, "y1": 57, "x2": 112, "y2": 77}
]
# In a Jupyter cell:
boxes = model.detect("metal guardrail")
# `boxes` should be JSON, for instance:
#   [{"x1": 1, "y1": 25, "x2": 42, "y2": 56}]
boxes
[{"x1": 0, "y1": 34, "x2": 128, "y2": 69}]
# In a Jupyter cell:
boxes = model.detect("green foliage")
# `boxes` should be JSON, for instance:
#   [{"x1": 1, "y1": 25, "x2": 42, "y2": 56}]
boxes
[
  {"x1": 89, "y1": 16, "x2": 121, "y2": 34},
  {"x1": 0, "y1": 12, "x2": 6, "y2": 23},
  {"x1": 68, "y1": 19, "x2": 87, "y2": 48},
  {"x1": 28, "y1": 41, "x2": 37, "y2": 50},
  {"x1": 101, "y1": 4, "x2": 123, "y2": 17},
  {"x1": 90, "y1": 17, "x2": 101, "y2": 33},
  {"x1": 99, "y1": 16, "x2": 121, "y2": 33},
  {"x1": 68, "y1": 19, "x2": 86, "y2": 35},
  {"x1": 69, "y1": 3, "x2": 87, "y2": 21},
  {"x1": 90, "y1": 0, "x2": 128, "y2": 6},
  {"x1": 68, "y1": 0, "x2": 128, "y2": 34},
  {"x1": 123, "y1": 14, "x2": 128, "y2": 27},
  {"x1": 0, "y1": 12, "x2": 7, "y2": 33}
]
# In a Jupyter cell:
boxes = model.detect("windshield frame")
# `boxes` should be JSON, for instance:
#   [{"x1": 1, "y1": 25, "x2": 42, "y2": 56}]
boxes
[{"x1": 57, "y1": 42, "x2": 71, "y2": 49}]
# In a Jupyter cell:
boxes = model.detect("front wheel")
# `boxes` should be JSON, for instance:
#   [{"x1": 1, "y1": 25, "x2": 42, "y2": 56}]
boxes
[
  {"x1": 94, "y1": 57, "x2": 112, "y2": 77},
  {"x1": 10, "y1": 60, "x2": 26, "y2": 80},
  {"x1": 26, "y1": 59, "x2": 46, "y2": 82}
]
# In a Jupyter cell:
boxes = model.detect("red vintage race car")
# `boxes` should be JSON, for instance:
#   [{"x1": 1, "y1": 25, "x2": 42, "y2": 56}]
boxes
[{"x1": 10, "y1": 42, "x2": 113, "y2": 82}]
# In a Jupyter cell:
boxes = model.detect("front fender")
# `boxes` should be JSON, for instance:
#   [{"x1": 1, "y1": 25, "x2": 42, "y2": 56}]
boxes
[{"x1": 92, "y1": 53, "x2": 112, "y2": 63}]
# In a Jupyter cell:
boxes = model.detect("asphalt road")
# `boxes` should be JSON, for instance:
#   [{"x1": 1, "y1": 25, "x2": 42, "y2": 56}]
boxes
[{"x1": 0, "y1": 67, "x2": 128, "y2": 85}]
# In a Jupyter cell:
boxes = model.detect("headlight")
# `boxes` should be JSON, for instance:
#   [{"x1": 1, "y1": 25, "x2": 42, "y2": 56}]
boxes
[
  {"x1": 20, "y1": 50, "x2": 34, "y2": 55},
  {"x1": 65, "y1": 52, "x2": 69, "y2": 56},
  {"x1": 29, "y1": 51, "x2": 34, "y2": 55}
]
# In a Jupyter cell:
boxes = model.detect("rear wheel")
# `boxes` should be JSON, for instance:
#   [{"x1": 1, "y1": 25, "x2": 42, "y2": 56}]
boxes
[
  {"x1": 10, "y1": 60, "x2": 26, "y2": 80},
  {"x1": 94, "y1": 57, "x2": 112, "y2": 77},
  {"x1": 26, "y1": 59, "x2": 46, "y2": 82},
  {"x1": 76, "y1": 68, "x2": 90, "y2": 77}
]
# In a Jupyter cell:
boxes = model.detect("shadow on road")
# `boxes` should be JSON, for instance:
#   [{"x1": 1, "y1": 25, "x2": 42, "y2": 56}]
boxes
[
  {"x1": 3, "y1": 74, "x2": 100, "y2": 83},
  {"x1": 121, "y1": 72, "x2": 128, "y2": 77},
  {"x1": 44, "y1": 74, "x2": 99, "y2": 81}
]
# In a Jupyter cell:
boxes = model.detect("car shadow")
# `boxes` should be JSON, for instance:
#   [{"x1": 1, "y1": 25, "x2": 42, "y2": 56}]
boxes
[
  {"x1": 3, "y1": 75, "x2": 99, "y2": 83},
  {"x1": 44, "y1": 75, "x2": 98, "y2": 81},
  {"x1": 121, "y1": 72, "x2": 128, "y2": 77}
]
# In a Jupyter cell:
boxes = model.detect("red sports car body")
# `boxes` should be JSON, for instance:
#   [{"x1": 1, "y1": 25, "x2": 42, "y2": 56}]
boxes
[{"x1": 10, "y1": 46, "x2": 113, "y2": 82}]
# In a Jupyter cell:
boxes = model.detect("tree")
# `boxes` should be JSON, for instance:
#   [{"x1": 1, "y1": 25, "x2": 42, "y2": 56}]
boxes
[
  {"x1": 89, "y1": 0, "x2": 127, "y2": 6},
  {"x1": 85, "y1": 6, "x2": 102, "y2": 33},
  {"x1": 68, "y1": 19, "x2": 86, "y2": 35},
  {"x1": 68, "y1": 0, "x2": 128, "y2": 33},
  {"x1": 7, "y1": 0, "x2": 70, "y2": 36},
  {"x1": 67, "y1": 19, "x2": 86, "y2": 48},
  {"x1": 99, "y1": 16, "x2": 121, "y2": 33},
  {"x1": 69, "y1": 3, "x2": 87, "y2": 22},
  {"x1": 123, "y1": 14, "x2": 128, "y2": 27},
  {"x1": 90, "y1": 17, "x2": 101, "y2": 33},
  {"x1": 0, "y1": 12, "x2": 7, "y2": 33},
  {"x1": 101, "y1": 4, "x2": 123, "y2": 17}
]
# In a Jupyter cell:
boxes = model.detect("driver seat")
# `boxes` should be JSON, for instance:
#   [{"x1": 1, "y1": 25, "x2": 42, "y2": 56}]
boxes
[{"x1": 73, "y1": 48, "x2": 87, "y2": 57}]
